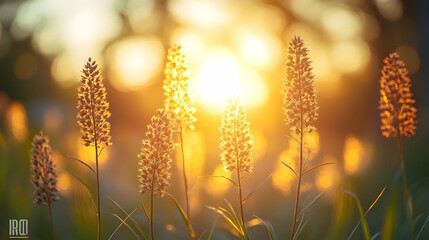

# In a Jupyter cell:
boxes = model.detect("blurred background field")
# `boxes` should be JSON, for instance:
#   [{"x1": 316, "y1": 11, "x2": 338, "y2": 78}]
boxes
[{"x1": 1, "y1": 0, "x2": 429, "y2": 239}]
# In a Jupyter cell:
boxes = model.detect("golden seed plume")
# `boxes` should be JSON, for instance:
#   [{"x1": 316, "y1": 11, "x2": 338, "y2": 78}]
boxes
[
  {"x1": 163, "y1": 45, "x2": 196, "y2": 131},
  {"x1": 77, "y1": 58, "x2": 112, "y2": 147},
  {"x1": 138, "y1": 109, "x2": 175, "y2": 197},
  {"x1": 220, "y1": 97, "x2": 254, "y2": 173},
  {"x1": 31, "y1": 131, "x2": 59, "y2": 205},
  {"x1": 283, "y1": 36, "x2": 318, "y2": 136},
  {"x1": 379, "y1": 52, "x2": 417, "y2": 138}
]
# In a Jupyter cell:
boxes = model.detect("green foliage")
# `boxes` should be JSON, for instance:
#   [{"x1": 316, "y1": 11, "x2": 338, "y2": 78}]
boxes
[{"x1": 165, "y1": 192, "x2": 195, "y2": 237}]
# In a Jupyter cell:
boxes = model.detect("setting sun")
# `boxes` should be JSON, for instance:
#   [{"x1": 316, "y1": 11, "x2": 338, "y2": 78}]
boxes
[{"x1": 194, "y1": 49, "x2": 268, "y2": 112}]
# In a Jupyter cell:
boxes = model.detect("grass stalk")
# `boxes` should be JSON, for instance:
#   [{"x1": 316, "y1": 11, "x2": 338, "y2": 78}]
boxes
[
  {"x1": 290, "y1": 130, "x2": 303, "y2": 240},
  {"x1": 150, "y1": 179, "x2": 155, "y2": 240},
  {"x1": 233, "y1": 110, "x2": 248, "y2": 240},
  {"x1": 179, "y1": 123, "x2": 191, "y2": 238},
  {"x1": 396, "y1": 136, "x2": 409, "y2": 206},
  {"x1": 396, "y1": 135, "x2": 413, "y2": 239},
  {"x1": 48, "y1": 200, "x2": 56, "y2": 240},
  {"x1": 95, "y1": 141, "x2": 102, "y2": 240},
  {"x1": 237, "y1": 167, "x2": 248, "y2": 239}
]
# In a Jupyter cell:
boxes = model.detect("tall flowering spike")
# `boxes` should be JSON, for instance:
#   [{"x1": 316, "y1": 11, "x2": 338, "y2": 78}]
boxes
[
  {"x1": 220, "y1": 97, "x2": 254, "y2": 173},
  {"x1": 31, "y1": 131, "x2": 59, "y2": 205},
  {"x1": 163, "y1": 45, "x2": 196, "y2": 130},
  {"x1": 283, "y1": 36, "x2": 318, "y2": 136},
  {"x1": 138, "y1": 109, "x2": 175, "y2": 197},
  {"x1": 379, "y1": 52, "x2": 417, "y2": 138},
  {"x1": 77, "y1": 58, "x2": 112, "y2": 147}
]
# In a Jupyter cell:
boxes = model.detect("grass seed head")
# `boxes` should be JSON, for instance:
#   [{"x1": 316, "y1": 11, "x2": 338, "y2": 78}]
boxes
[
  {"x1": 138, "y1": 108, "x2": 175, "y2": 197},
  {"x1": 77, "y1": 57, "x2": 112, "y2": 147},
  {"x1": 220, "y1": 97, "x2": 254, "y2": 173},
  {"x1": 31, "y1": 131, "x2": 59, "y2": 205},
  {"x1": 163, "y1": 45, "x2": 196, "y2": 131},
  {"x1": 283, "y1": 36, "x2": 319, "y2": 136},
  {"x1": 379, "y1": 52, "x2": 417, "y2": 138}
]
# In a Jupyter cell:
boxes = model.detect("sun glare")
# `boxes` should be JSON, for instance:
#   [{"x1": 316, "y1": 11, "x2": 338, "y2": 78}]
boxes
[
  {"x1": 195, "y1": 50, "x2": 240, "y2": 110},
  {"x1": 194, "y1": 49, "x2": 268, "y2": 112},
  {"x1": 106, "y1": 37, "x2": 164, "y2": 92}
]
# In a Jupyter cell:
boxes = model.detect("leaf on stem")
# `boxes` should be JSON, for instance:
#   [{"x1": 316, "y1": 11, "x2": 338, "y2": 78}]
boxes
[
  {"x1": 64, "y1": 168, "x2": 97, "y2": 214},
  {"x1": 345, "y1": 186, "x2": 386, "y2": 240},
  {"x1": 165, "y1": 192, "x2": 195, "y2": 237},
  {"x1": 207, "y1": 206, "x2": 243, "y2": 237},
  {"x1": 200, "y1": 175, "x2": 238, "y2": 187},
  {"x1": 297, "y1": 190, "x2": 326, "y2": 220},
  {"x1": 281, "y1": 161, "x2": 297, "y2": 177},
  {"x1": 302, "y1": 162, "x2": 334, "y2": 176},
  {"x1": 253, "y1": 215, "x2": 277, "y2": 240},
  {"x1": 65, "y1": 155, "x2": 95, "y2": 173},
  {"x1": 243, "y1": 174, "x2": 273, "y2": 204}
]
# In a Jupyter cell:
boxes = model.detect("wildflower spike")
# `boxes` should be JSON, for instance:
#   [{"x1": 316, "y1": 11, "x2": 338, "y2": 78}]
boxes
[
  {"x1": 77, "y1": 58, "x2": 112, "y2": 147},
  {"x1": 220, "y1": 97, "x2": 254, "y2": 173},
  {"x1": 31, "y1": 131, "x2": 59, "y2": 205},
  {"x1": 283, "y1": 36, "x2": 318, "y2": 136},
  {"x1": 163, "y1": 45, "x2": 196, "y2": 130},
  {"x1": 138, "y1": 108, "x2": 175, "y2": 197},
  {"x1": 379, "y1": 52, "x2": 417, "y2": 138}
]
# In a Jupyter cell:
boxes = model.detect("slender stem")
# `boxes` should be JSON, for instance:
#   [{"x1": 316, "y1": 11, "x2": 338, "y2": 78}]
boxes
[
  {"x1": 179, "y1": 123, "x2": 191, "y2": 238},
  {"x1": 48, "y1": 201, "x2": 56, "y2": 240},
  {"x1": 237, "y1": 168, "x2": 247, "y2": 239},
  {"x1": 291, "y1": 60, "x2": 304, "y2": 240},
  {"x1": 396, "y1": 135, "x2": 413, "y2": 239},
  {"x1": 233, "y1": 106, "x2": 248, "y2": 239},
  {"x1": 95, "y1": 142, "x2": 101, "y2": 240},
  {"x1": 89, "y1": 76, "x2": 102, "y2": 240},
  {"x1": 290, "y1": 132, "x2": 303, "y2": 240},
  {"x1": 396, "y1": 136, "x2": 409, "y2": 206},
  {"x1": 150, "y1": 187, "x2": 155, "y2": 240}
]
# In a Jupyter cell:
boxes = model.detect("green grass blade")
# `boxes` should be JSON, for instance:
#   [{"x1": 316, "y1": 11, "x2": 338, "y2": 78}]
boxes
[
  {"x1": 303, "y1": 151, "x2": 312, "y2": 169},
  {"x1": 242, "y1": 174, "x2": 272, "y2": 204},
  {"x1": 108, "y1": 208, "x2": 139, "y2": 240},
  {"x1": 254, "y1": 215, "x2": 276, "y2": 240},
  {"x1": 208, "y1": 216, "x2": 218, "y2": 240},
  {"x1": 139, "y1": 194, "x2": 151, "y2": 223},
  {"x1": 207, "y1": 206, "x2": 242, "y2": 236},
  {"x1": 346, "y1": 186, "x2": 386, "y2": 240},
  {"x1": 107, "y1": 196, "x2": 148, "y2": 240},
  {"x1": 217, "y1": 206, "x2": 239, "y2": 227},
  {"x1": 165, "y1": 192, "x2": 195, "y2": 237},
  {"x1": 224, "y1": 199, "x2": 247, "y2": 238},
  {"x1": 371, "y1": 232, "x2": 380, "y2": 240},
  {"x1": 64, "y1": 168, "x2": 97, "y2": 214},
  {"x1": 196, "y1": 232, "x2": 206, "y2": 240},
  {"x1": 302, "y1": 162, "x2": 334, "y2": 176},
  {"x1": 281, "y1": 161, "x2": 297, "y2": 177},
  {"x1": 297, "y1": 190, "x2": 326, "y2": 219},
  {"x1": 340, "y1": 189, "x2": 371, "y2": 240},
  {"x1": 98, "y1": 146, "x2": 105, "y2": 157},
  {"x1": 199, "y1": 175, "x2": 238, "y2": 187},
  {"x1": 285, "y1": 134, "x2": 300, "y2": 145},
  {"x1": 293, "y1": 219, "x2": 309, "y2": 240},
  {"x1": 416, "y1": 215, "x2": 429, "y2": 240},
  {"x1": 65, "y1": 155, "x2": 95, "y2": 173},
  {"x1": 109, "y1": 212, "x2": 141, "y2": 240}
]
